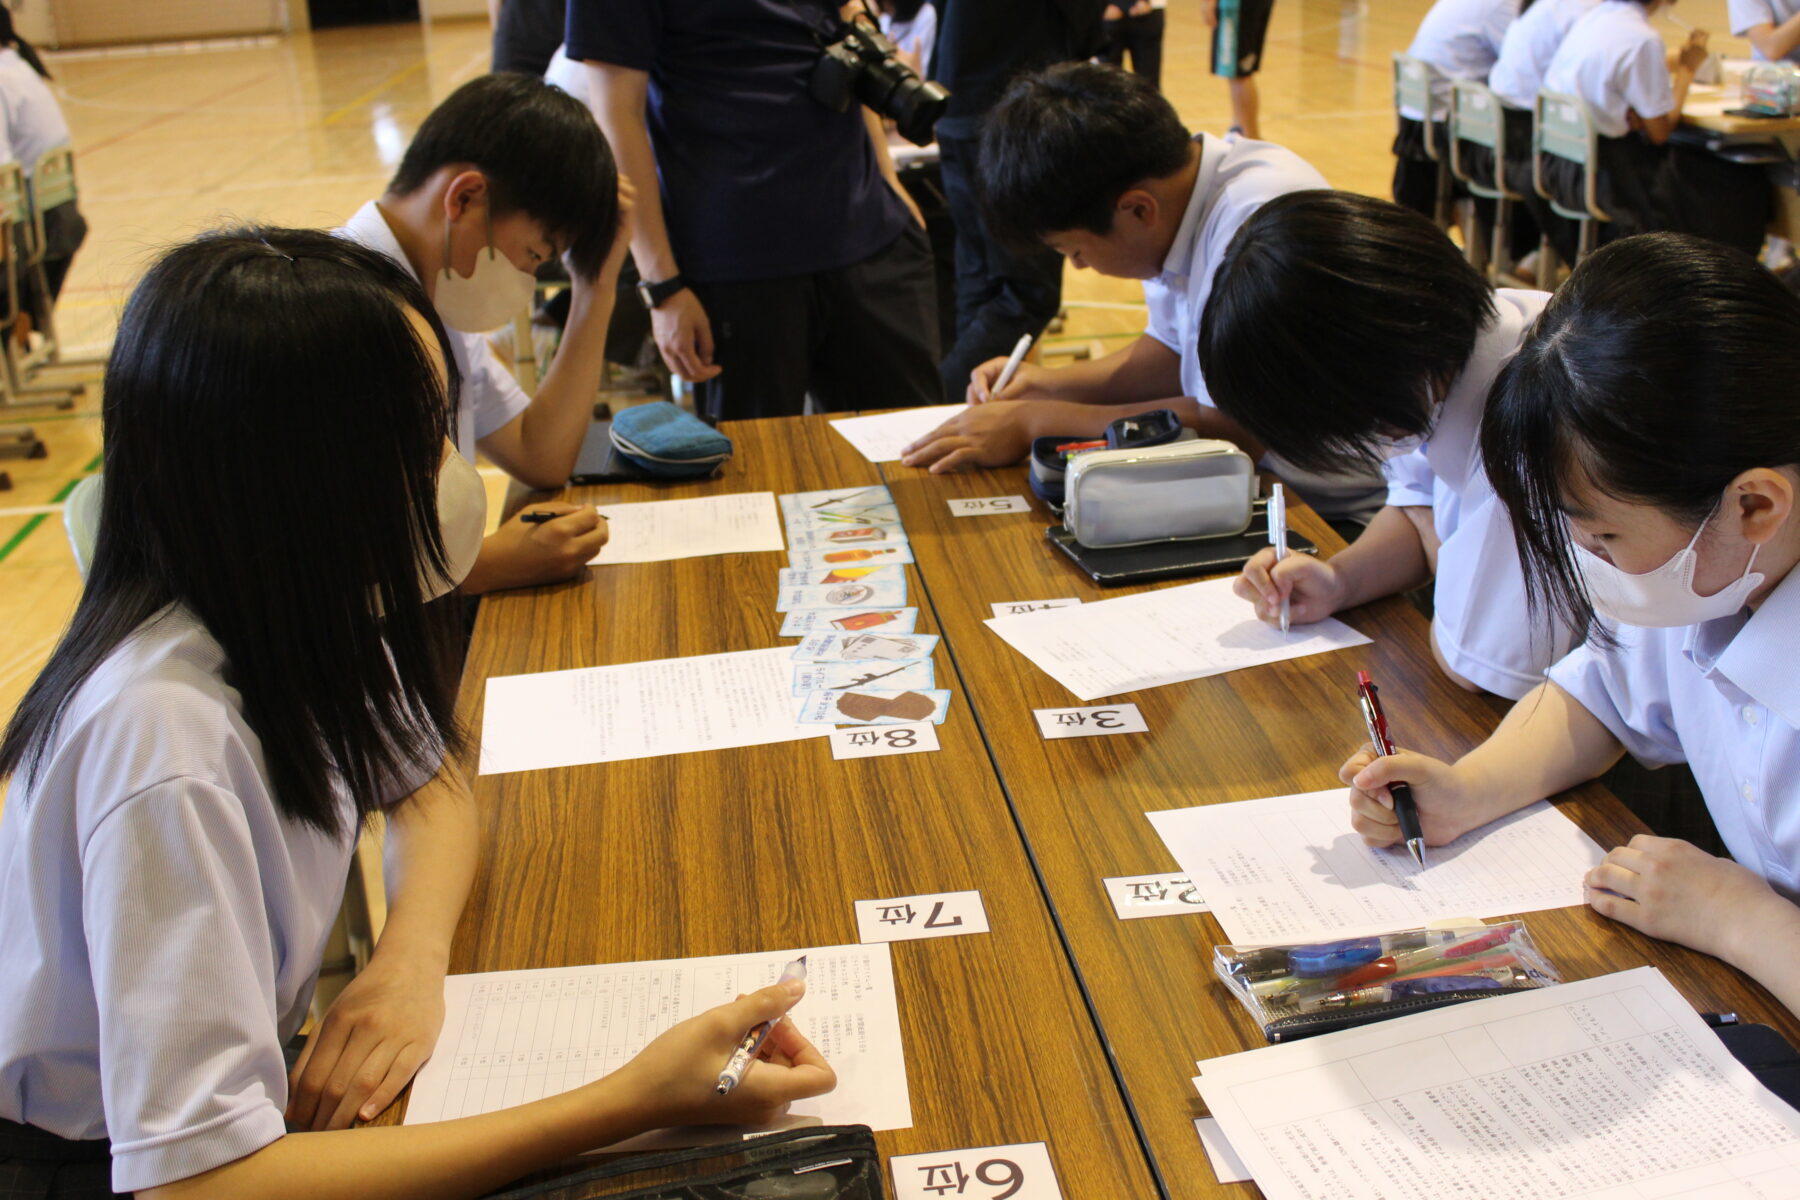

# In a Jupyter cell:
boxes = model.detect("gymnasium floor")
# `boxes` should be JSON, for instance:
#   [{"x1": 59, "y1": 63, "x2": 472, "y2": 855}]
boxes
[{"x1": 0, "y1": 0, "x2": 1748, "y2": 727}]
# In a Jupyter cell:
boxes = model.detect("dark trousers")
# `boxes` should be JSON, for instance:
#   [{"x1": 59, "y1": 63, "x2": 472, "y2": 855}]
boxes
[
  {"x1": 691, "y1": 223, "x2": 942, "y2": 421},
  {"x1": 1101, "y1": 9, "x2": 1165, "y2": 90},
  {"x1": 1453, "y1": 107, "x2": 1543, "y2": 262},
  {"x1": 935, "y1": 132, "x2": 1064, "y2": 404},
  {"x1": 0, "y1": 1118, "x2": 117, "y2": 1199}
]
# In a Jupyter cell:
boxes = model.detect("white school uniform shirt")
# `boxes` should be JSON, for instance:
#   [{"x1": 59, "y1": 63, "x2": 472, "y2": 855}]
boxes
[
  {"x1": 1402, "y1": 0, "x2": 1522, "y2": 119},
  {"x1": 1731, "y1": 0, "x2": 1800, "y2": 64},
  {"x1": 0, "y1": 47, "x2": 70, "y2": 177},
  {"x1": 1142, "y1": 133, "x2": 1386, "y2": 519},
  {"x1": 1548, "y1": 568, "x2": 1800, "y2": 902},
  {"x1": 337, "y1": 201, "x2": 531, "y2": 463},
  {"x1": 1381, "y1": 289, "x2": 1577, "y2": 699},
  {"x1": 0, "y1": 608, "x2": 355, "y2": 1192},
  {"x1": 1489, "y1": 0, "x2": 1603, "y2": 109},
  {"x1": 1541, "y1": 0, "x2": 1673, "y2": 138},
  {"x1": 879, "y1": 3, "x2": 937, "y2": 72}
]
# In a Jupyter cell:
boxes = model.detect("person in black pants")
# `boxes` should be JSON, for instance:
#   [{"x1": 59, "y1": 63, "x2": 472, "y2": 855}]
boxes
[
  {"x1": 933, "y1": 0, "x2": 1102, "y2": 404},
  {"x1": 573, "y1": 0, "x2": 941, "y2": 420},
  {"x1": 1101, "y1": 1, "x2": 1165, "y2": 91},
  {"x1": 489, "y1": 0, "x2": 566, "y2": 75}
]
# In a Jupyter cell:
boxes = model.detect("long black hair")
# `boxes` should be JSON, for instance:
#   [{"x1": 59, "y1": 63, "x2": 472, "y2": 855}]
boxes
[
  {"x1": 0, "y1": 227, "x2": 467, "y2": 838},
  {"x1": 0, "y1": 7, "x2": 52, "y2": 80},
  {"x1": 1481, "y1": 232, "x2": 1800, "y2": 637},
  {"x1": 1198, "y1": 189, "x2": 1496, "y2": 475}
]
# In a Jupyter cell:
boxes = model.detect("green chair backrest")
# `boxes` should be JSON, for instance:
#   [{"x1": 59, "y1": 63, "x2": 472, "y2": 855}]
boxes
[
  {"x1": 1393, "y1": 53, "x2": 1438, "y2": 123},
  {"x1": 0, "y1": 161, "x2": 26, "y2": 227},
  {"x1": 1450, "y1": 79, "x2": 1503, "y2": 151},
  {"x1": 1536, "y1": 91, "x2": 1594, "y2": 166},
  {"x1": 31, "y1": 147, "x2": 75, "y2": 212}
]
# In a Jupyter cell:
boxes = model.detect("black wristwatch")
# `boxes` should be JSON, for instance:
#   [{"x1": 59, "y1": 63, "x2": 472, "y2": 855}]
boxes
[{"x1": 636, "y1": 274, "x2": 688, "y2": 310}]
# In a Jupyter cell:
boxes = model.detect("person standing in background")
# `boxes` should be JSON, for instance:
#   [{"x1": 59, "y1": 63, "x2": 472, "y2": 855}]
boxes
[
  {"x1": 1102, "y1": 1, "x2": 1167, "y2": 91},
  {"x1": 488, "y1": 0, "x2": 567, "y2": 75},
  {"x1": 1205, "y1": 0, "x2": 1271, "y2": 136}
]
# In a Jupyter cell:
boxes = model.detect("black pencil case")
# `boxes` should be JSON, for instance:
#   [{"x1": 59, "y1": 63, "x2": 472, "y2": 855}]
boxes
[
  {"x1": 483, "y1": 1125, "x2": 882, "y2": 1199},
  {"x1": 1263, "y1": 987, "x2": 1547, "y2": 1043}
]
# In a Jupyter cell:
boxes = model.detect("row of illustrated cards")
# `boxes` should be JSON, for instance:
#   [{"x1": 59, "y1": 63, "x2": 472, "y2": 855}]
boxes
[{"x1": 779, "y1": 488, "x2": 953, "y2": 728}]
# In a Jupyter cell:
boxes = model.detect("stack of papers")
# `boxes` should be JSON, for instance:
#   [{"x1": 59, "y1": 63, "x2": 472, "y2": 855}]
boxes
[
  {"x1": 828, "y1": 406, "x2": 967, "y2": 463},
  {"x1": 588, "y1": 492, "x2": 785, "y2": 564}
]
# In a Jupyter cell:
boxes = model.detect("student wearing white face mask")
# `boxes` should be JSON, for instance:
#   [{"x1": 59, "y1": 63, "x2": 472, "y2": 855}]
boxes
[
  {"x1": 0, "y1": 229, "x2": 834, "y2": 1200},
  {"x1": 338, "y1": 72, "x2": 634, "y2": 595},
  {"x1": 1342, "y1": 234, "x2": 1800, "y2": 1020}
]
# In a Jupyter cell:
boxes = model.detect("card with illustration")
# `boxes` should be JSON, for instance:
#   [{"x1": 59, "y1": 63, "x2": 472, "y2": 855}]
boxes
[
  {"x1": 787, "y1": 523, "x2": 910, "y2": 550},
  {"x1": 797, "y1": 688, "x2": 953, "y2": 726},
  {"x1": 791, "y1": 660, "x2": 936, "y2": 696},
  {"x1": 792, "y1": 631, "x2": 940, "y2": 663},
  {"x1": 786, "y1": 544, "x2": 916, "y2": 571},
  {"x1": 777, "y1": 565, "x2": 907, "y2": 589},
  {"x1": 779, "y1": 607, "x2": 919, "y2": 637},
  {"x1": 784, "y1": 503, "x2": 904, "y2": 534},
  {"x1": 779, "y1": 486, "x2": 896, "y2": 524},
  {"x1": 775, "y1": 578, "x2": 908, "y2": 612}
]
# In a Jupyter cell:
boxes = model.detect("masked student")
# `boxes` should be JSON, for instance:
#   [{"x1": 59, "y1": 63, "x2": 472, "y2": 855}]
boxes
[
  {"x1": 338, "y1": 72, "x2": 627, "y2": 595},
  {"x1": 0, "y1": 229, "x2": 834, "y2": 1200},
  {"x1": 1343, "y1": 233, "x2": 1800, "y2": 1021},
  {"x1": 900, "y1": 61, "x2": 1385, "y2": 523},
  {"x1": 1206, "y1": 191, "x2": 1574, "y2": 699}
]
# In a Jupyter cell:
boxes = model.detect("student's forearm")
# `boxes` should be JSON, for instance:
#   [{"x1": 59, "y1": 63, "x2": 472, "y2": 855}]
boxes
[
  {"x1": 587, "y1": 65, "x2": 680, "y2": 282},
  {"x1": 1454, "y1": 680, "x2": 1625, "y2": 814},
  {"x1": 1752, "y1": 16, "x2": 1800, "y2": 63},
  {"x1": 1035, "y1": 335, "x2": 1184, "y2": 404},
  {"x1": 375, "y1": 764, "x2": 479, "y2": 974},
  {"x1": 509, "y1": 283, "x2": 616, "y2": 487},
  {"x1": 1324, "y1": 506, "x2": 1434, "y2": 611},
  {"x1": 1721, "y1": 895, "x2": 1800, "y2": 1017}
]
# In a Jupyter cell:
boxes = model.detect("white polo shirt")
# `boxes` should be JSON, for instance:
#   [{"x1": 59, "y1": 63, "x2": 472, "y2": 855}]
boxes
[
  {"x1": 337, "y1": 201, "x2": 531, "y2": 463},
  {"x1": 1548, "y1": 567, "x2": 1800, "y2": 902},
  {"x1": 1142, "y1": 133, "x2": 1385, "y2": 519},
  {"x1": 1380, "y1": 289, "x2": 1576, "y2": 699},
  {"x1": 0, "y1": 47, "x2": 70, "y2": 177},
  {"x1": 1403, "y1": 0, "x2": 1522, "y2": 119},
  {"x1": 0, "y1": 607, "x2": 355, "y2": 1192},
  {"x1": 1542, "y1": 0, "x2": 1673, "y2": 138},
  {"x1": 1731, "y1": 0, "x2": 1800, "y2": 63},
  {"x1": 1489, "y1": 0, "x2": 1602, "y2": 110}
]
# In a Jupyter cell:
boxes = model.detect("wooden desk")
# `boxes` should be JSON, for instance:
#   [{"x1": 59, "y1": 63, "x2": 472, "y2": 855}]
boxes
[
  {"x1": 875, "y1": 456, "x2": 1800, "y2": 1199},
  {"x1": 429, "y1": 417, "x2": 1159, "y2": 1197}
]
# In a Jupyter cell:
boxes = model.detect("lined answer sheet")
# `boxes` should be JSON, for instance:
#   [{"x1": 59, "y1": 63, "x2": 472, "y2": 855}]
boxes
[
  {"x1": 405, "y1": 944, "x2": 911, "y2": 1149},
  {"x1": 588, "y1": 492, "x2": 784, "y2": 564},
  {"x1": 1195, "y1": 968, "x2": 1800, "y2": 1200},
  {"x1": 983, "y1": 577, "x2": 1371, "y2": 701},
  {"x1": 828, "y1": 406, "x2": 967, "y2": 463},
  {"x1": 1147, "y1": 788, "x2": 1606, "y2": 944}
]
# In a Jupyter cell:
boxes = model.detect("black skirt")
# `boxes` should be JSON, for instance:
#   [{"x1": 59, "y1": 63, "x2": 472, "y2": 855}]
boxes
[{"x1": 0, "y1": 1118, "x2": 118, "y2": 1200}]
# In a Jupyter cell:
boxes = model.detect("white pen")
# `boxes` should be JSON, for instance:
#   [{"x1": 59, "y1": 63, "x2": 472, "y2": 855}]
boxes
[
  {"x1": 715, "y1": 956, "x2": 808, "y2": 1095},
  {"x1": 1269, "y1": 482, "x2": 1290, "y2": 635},
  {"x1": 1666, "y1": 11, "x2": 1694, "y2": 29},
  {"x1": 991, "y1": 331, "x2": 1034, "y2": 398}
]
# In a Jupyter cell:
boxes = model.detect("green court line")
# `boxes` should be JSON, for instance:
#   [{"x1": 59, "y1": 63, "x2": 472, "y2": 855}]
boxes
[{"x1": 0, "y1": 450, "x2": 102, "y2": 567}]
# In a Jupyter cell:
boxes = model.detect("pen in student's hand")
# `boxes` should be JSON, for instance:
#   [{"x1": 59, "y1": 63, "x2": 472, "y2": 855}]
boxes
[
  {"x1": 992, "y1": 331, "x2": 1034, "y2": 397},
  {"x1": 520, "y1": 509, "x2": 608, "y2": 524},
  {"x1": 1357, "y1": 669, "x2": 1426, "y2": 867},
  {"x1": 1269, "y1": 482, "x2": 1290, "y2": 635},
  {"x1": 716, "y1": 956, "x2": 808, "y2": 1095}
]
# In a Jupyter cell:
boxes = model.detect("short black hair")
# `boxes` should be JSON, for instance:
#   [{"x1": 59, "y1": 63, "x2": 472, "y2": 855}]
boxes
[
  {"x1": 978, "y1": 61, "x2": 1193, "y2": 248},
  {"x1": 1197, "y1": 189, "x2": 1496, "y2": 475},
  {"x1": 389, "y1": 72, "x2": 618, "y2": 279}
]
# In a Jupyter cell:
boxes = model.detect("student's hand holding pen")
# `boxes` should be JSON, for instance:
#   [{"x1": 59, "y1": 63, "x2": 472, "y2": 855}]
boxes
[
  {"x1": 1339, "y1": 744, "x2": 1487, "y2": 850},
  {"x1": 1678, "y1": 30, "x2": 1710, "y2": 72},
  {"x1": 461, "y1": 504, "x2": 609, "y2": 593},
  {"x1": 1235, "y1": 548, "x2": 1346, "y2": 627},
  {"x1": 966, "y1": 355, "x2": 1053, "y2": 404}
]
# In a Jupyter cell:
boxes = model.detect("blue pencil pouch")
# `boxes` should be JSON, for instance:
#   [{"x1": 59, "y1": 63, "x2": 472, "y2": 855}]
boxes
[{"x1": 608, "y1": 401, "x2": 733, "y2": 479}]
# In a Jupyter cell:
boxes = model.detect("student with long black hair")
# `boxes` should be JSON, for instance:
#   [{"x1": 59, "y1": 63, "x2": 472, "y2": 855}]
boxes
[
  {"x1": 1342, "y1": 233, "x2": 1800, "y2": 1018},
  {"x1": 0, "y1": 6, "x2": 86, "y2": 314},
  {"x1": 1206, "y1": 190, "x2": 1575, "y2": 699},
  {"x1": 0, "y1": 228, "x2": 833, "y2": 1199}
]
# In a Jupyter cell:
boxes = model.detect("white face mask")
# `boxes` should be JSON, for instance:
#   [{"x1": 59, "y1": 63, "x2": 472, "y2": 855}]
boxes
[
  {"x1": 1574, "y1": 508, "x2": 1764, "y2": 628},
  {"x1": 434, "y1": 211, "x2": 538, "y2": 334},
  {"x1": 422, "y1": 450, "x2": 488, "y2": 601}
]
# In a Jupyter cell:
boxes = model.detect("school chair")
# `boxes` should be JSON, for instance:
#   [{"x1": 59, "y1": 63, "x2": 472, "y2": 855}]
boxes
[
  {"x1": 1533, "y1": 90, "x2": 1611, "y2": 279},
  {"x1": 19, "y1": 147, "x2": 100, "y2": 381},
  {"x1": 0, "y1": 158, "x2": 79, "y2": 409},
  {"x1": 1449, "y1": 79, "x2": 1529, "y2": 287},
  {"x1": 1393, "y1": 53, "x2": 1453, "y2": 230}
]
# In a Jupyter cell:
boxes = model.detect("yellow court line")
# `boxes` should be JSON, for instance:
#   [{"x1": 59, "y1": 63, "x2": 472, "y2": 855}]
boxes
[{"x1": 322, "y1": 59, "x2": 429, "y2": 127}]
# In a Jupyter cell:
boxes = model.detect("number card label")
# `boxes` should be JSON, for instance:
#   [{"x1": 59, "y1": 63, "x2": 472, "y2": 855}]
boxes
[
  {"x1": 1102, "y1": 872, "x2": 1209, "y2": 920},
  {"x1": 1033, "y1": 703, "x2": 1147, "y2": 740},
  {"x1": 829, "y1": 722, "x2": 941, "y2": 759},
  {"x1": 988, "y1": 598, "x2": 1081, "y2": 619},
  {"x1": 854, "y1": 889, "x2": 989, "y2": 944},
  {"x1": 947, "y1": 495, "x2": 1029, "y2": 517},
  {"x1": 891, "y1": 1142, "x2": 1063, "y2": 1200}
]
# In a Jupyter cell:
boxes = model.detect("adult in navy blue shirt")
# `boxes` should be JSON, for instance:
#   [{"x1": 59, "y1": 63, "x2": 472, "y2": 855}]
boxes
[{"x1": 574, "y1": 0, "x2": 942, "y2": 419}]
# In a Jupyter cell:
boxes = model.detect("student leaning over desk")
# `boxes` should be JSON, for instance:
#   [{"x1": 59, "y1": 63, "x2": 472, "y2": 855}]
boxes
[
  {"x1": 1342, "y1": 234, "x2": 1800, "y2": 1017},
  {"x1": 0, "y1": 230, "x2": 833, "y2": 1200}
]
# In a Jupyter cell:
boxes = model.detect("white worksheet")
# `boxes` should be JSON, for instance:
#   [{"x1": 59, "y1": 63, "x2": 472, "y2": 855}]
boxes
[
  {"x1": 984, "y1": 577, "x2": 1371, "y2": 701},
  {"x1": 828, "y1": 405, "x2": 967, "y2": 463},
  {"x1": 1147, "y1": 788, "x2": 1606, "y2": 944},
  {"x1": 479, "y1": 647, "x2": 826, "y2": 775},
  {"x1": 588, "y1": 492, "x2": 784, "y2": 564},
  {"x1": 405, "y1": 944, "x2": 911, "y2": 1150},
  {"x1": 1195, "y1": 968, "x2": 1800, "y2": 1200}
]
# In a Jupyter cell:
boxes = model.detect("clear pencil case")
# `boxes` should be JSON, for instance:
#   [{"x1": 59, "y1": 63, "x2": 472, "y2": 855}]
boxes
[{"x1": 1214, "y1": 920, "x2": 1563, "y2": 1043}]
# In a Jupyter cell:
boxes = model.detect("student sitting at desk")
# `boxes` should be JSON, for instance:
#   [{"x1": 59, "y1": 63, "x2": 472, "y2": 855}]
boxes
[
  {"x1": 338, "y1": 73, "x2": 627, "y2": 595},
  {"x1": 0, "y1": 229, "x2": 834, "y2": 1200},
  {"x1": 1343, "y1": 234, "x2": 1800, "y2": 1018},
  {"x1": 0, "y1": 8, "x2": 86, "y2": 337},
  {"x1": 1209, "y1": 191, "x2": 1574, "y2": 699},
  {"x1": 1535, "y1": 0, "x2": 1767, "y2": 261},
  {"x1": 1392, "y1": 0, "x2": 1522, "y2": 220},
  {"x1": 1731, "y1": 0, "x2": 1800, "y2": 65},
  {"x1": 899, "y1": 62, "x2": 1385, "y2": 523}
]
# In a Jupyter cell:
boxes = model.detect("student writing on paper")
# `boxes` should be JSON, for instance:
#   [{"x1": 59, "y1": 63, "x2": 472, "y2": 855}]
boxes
[
  {"x1": 1341, "y1": 235, "x2": 1800, "y2": 1018},
  {"x1": 1208, "y1": 191, "x2": 1576, "y2": 699},
  {"x1": 337, "y1": 74, "x2": 628, "y2": 594},
  {"x1": 896, "y1": 62, "x2": 1386, "y2": 522},
  {"x1": 0, "y1": 231, "x2": 834, "y2": 1200}
]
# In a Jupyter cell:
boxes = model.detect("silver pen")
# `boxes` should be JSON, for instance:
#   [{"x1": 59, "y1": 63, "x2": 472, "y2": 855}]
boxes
[
  {"x1": 715, "y1": 956, "x2": 808, "y2": 1095},
  {"x1": 1269, "y1": 483, "x2": 1291, "y2": 635}
]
